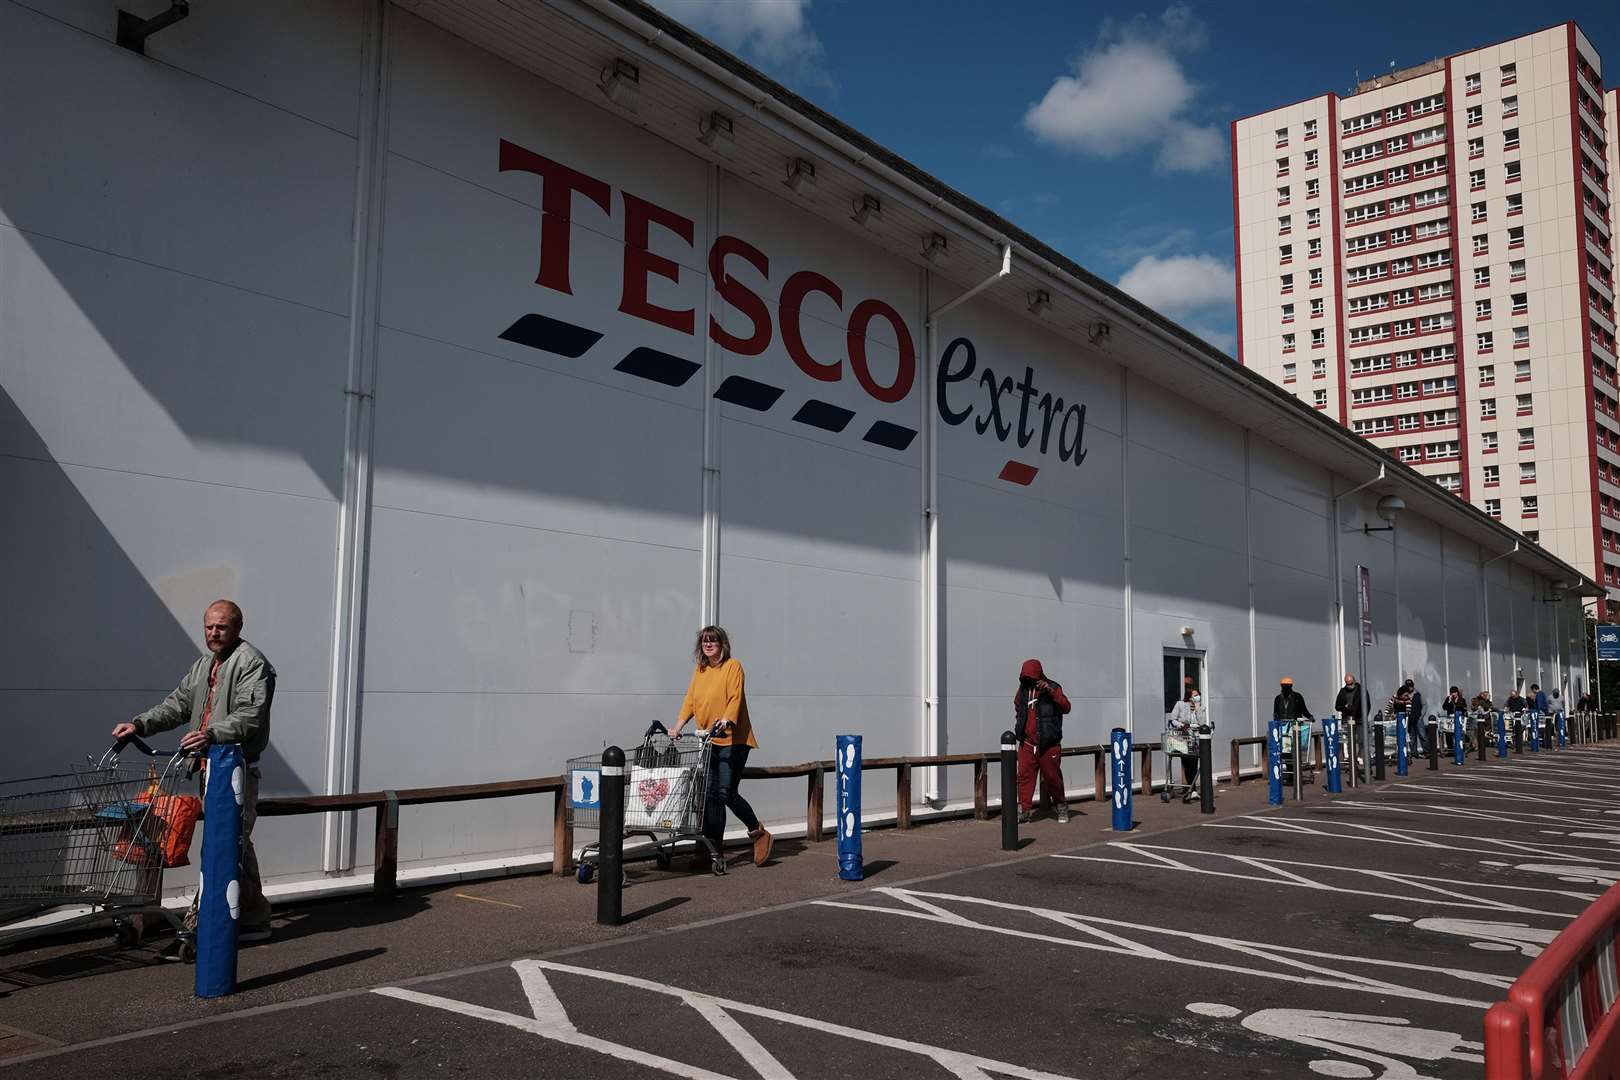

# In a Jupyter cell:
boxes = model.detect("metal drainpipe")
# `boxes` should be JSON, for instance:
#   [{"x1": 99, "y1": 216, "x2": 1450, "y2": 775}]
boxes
[
  {"x1": 700, "y1": 164, "x2": 721, "y2": 625},
  {"x1": 324, "y1": 0, "x2": 389, "y2": 874},
  {"x1": 921, "y1": 245, "x2": 1011, "y2": 803},
  {"x1": 1481, "y1": 542, "x2": 1519, "y2": 695},
  {"x1": 1332, "y1": 465, "x2": 1385, "y2": 679}
]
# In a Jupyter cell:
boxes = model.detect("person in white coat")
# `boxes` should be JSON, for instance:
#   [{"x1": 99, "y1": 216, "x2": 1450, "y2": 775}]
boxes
[{"x1": 1167, "y1": 690, "x2": 1208, "y2": 801}]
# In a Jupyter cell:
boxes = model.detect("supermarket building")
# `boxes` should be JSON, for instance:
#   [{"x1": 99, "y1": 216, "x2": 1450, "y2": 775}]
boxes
[{"x1": 0, "y1": 0, "x2": 1602, "y2": 889}]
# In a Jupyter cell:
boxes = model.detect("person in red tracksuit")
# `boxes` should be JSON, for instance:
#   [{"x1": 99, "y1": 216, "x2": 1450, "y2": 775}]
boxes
[{"x1": 1014, "y1": 659, "x2": 1071, "y2": 823}]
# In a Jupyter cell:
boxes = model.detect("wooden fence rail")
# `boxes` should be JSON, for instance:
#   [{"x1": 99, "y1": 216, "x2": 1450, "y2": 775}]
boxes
[{"x1": 249, "y1": 717, "x2": 1617, "y2": 900}]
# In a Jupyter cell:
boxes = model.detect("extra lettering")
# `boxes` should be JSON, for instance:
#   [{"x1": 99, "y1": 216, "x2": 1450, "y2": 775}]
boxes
[{"x1": 937, "y1": 337, "x2": 1089, "y2": 468}]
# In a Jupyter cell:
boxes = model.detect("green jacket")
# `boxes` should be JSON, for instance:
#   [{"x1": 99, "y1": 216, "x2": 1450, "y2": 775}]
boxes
[{"x1": 134, "y1": 640, "x2": 275, "y2": 762}]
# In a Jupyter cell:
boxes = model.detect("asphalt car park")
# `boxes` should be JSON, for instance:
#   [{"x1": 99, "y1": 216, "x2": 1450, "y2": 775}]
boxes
[{"x1": 5, "y1": 746, "x2": 1618, "y2": 1079}]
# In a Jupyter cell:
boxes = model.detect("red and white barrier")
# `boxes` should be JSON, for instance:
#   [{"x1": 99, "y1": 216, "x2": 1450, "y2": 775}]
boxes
[{"x1": 1485, "y1": 881, "x2": 1620, "y2": 1078}]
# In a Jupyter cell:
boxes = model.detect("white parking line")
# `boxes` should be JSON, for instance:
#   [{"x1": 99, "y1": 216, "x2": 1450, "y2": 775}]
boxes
[
  {"x1": 376, "y1": 959, "x2": 1085, "y2": 1080},
  {"x1": 812, "y1": 888, "x2": 1503, "y2": 1007},
  {"x1": 1054, "y1": 843, "x2": 1594, "y2": 913}
]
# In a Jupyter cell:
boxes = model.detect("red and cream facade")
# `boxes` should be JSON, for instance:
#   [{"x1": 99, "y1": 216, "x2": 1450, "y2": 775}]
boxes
[{"x1": 1234, "y1": 24, "x2": 1619, "y2": 615}]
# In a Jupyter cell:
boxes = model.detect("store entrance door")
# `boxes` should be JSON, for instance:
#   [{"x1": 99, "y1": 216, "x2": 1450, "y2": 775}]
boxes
[{"x1": 1163, "y1": 650, "x2": 1205, "y2": 722}]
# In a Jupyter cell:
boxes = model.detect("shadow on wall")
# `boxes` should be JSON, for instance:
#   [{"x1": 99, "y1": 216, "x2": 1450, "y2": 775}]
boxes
[{"x1": 0, "y1": 387, "x2": 311, "y2": 799}]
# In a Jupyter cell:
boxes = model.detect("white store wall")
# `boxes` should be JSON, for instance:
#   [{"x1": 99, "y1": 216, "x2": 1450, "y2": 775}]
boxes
[{"x1": 0, "y1": 0, "x2": 1597, "y2": 889}]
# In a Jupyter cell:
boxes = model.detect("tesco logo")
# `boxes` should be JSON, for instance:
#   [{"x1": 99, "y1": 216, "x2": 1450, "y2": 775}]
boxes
[{"x1": 498, "y1": 138, "x2": 1091, "y2": 485}]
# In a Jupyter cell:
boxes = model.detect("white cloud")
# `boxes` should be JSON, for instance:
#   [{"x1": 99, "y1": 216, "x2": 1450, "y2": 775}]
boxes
[
  {"x1": 1023, "y1": 4, "x2": 1223, "y2": 173},
  {"x1": 649, "y1": 0, "x2": 831, "y2": 88},
  {"x1": 1117, "y1": 253, "x2": 1232, "y2": 317},
  {"x1": 1156, "y1": 120, "x2": 1225, "y2": 172}
]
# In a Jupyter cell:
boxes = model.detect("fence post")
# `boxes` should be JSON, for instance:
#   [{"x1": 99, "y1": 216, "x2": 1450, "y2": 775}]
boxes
[
  {"x1": 1198, "y1": 725, "x2": 1214, "y2": 814},
  {"x1": 1000, "y1": 732, "x2": 1018, "y2": 851},
  {"x1": 1395, "y1": 713, "x2": 1409, "y2": 776},
  {"x1": 1139, "y1": 746, "x2": 1152, "y2": 797},
  {"x1": 973, "y1": 757, "x2": 989, "y2": 821},
  {"x1": 1110, "y1": 729, "x2": 1132, "y2": 832},
  {"x1": 837, "y1": 736, "x2": 864, "y2": 880},
  {"x1": 1374, "y1": 720, "x2": 1386, "y2": 780},
  {"x1": 596, "y1": 746, "x2": 625, "y2": 927},
  {"x1": 196, "y1": 743, "x2": 245, "y2": 1000},
  {"x1": 895, "y1": 764, "x2": 912, "y2": 831},
  {"x1": 552, "y1": 789, "x2": 572, "y2": 876},
  {"x1": 1093, "y1": 749, "x2": 1106, "y2": 805},
  {"x1": 1427, "y1": 720, "x2": 1439, "y2": 771},
  {"x1": 1324, "y1": 718, "x2": 1342, "y2": 793},
  {"x1": 1512, "y1": 714, "x2": 1524, "y2": 754},
  {"x1": 1267, "y1": 721, "x2": 1284, "y2": 805},
  {"x1": 374, "y1": 791, "x2": 399, "y2": 900},
  {"x1": 807, "y1": 765, "x2": 824, "y2": 843},
  {"x1": 1230, "y1": 739, "x2": 1241, "y2": 786}
]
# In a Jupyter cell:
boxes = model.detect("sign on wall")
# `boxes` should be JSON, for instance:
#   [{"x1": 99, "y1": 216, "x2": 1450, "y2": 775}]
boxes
[
  {"x1": 1598, "y1": 625, "x2": 1620, "y2": 662},
  {"x1": 1357, "y1": 566, "x2": 1373, "y2": 647}
]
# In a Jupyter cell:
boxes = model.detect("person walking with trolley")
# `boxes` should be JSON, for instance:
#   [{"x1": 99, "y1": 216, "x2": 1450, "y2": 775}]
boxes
[
  {"x1": 111, "y1": 600, "x2": 275, "y2": 946},
  {"x1": 672, "y1": 627, "x2": 772, "y2": 867},
  {"x1": 1014, "y1": 660, "x2": 1071, "y2": 824},
  {"x1": 1166, "y1": 689, "x2": 1207, "y2": 802}
]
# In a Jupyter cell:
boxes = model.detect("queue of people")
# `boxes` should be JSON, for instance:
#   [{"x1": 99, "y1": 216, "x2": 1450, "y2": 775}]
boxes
[{"x1": 108, "y1": 601, "x2": 1593, "y2": 956}]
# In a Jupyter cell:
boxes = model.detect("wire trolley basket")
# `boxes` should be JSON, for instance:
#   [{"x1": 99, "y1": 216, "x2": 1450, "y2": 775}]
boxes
[
  {"x1": 565, "y1": 723, "x2": 722, "y2": 883},
  {"x1": 1, "y1": 736, "x2": 198, "y2": 948}
]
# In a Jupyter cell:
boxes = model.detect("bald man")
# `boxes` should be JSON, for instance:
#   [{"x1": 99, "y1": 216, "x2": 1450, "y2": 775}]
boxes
[{"x1": 113, "y1": 600, "x2": 276, "y2": 943}]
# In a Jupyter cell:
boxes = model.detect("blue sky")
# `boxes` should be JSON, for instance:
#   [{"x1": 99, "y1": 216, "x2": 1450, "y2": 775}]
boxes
[{"x1": 650, "y1": 1, "x2": 1618, "y2": 354}]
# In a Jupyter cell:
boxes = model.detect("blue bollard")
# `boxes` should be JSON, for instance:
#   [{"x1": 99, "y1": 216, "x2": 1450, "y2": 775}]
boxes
[
  {"x1": 1495, "y1": 711, "x2": 1508, "y2": 758},
  {"x1": 1323, "y1": 717, "x2": 1342, "y2": 793},
  {"x1": 836, "y1": 735, "x2": 863, "y2": 881},
  {"x1": 1453, "y1": 712, "x2": 1466, "y2": 765},
  {"x1": 1267, "y1": 720, "x2": 1284, "y2": 806},
  {"x1": 1556, "y1": 711, "x2": 1567, "y2": 749},
  {"x1": 196, "y1": 743, "x2": 245, "y2": 999},
  {"x1": 1529, "y1": 713, "x2": 1541, "y2": 752},
  {"x1": 1110, "y1": 728, "x2": 1132, "y2": 831},
  {"x1": 1394, "y1": 711, "x2": 1409, "y2": 776}
]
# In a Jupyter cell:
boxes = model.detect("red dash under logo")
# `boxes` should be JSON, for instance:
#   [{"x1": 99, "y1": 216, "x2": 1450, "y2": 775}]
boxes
[{"x1": 998, "y1": 461, "x2": 1038, "y2": 485}]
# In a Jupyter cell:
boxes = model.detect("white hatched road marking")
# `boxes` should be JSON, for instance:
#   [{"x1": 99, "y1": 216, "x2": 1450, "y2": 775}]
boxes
[
  {"x1": 1186, "y1": 1003, "x2": 1484, "y2": 1078},
  {"x1": 1206, "y1": 815, "x2": 1620, "y2": 863},
  {"x1": 376, "y1": 958, "x2": 1085, "y2": 1080},
  {"x1": 1322, "y1": 800, "x2": 1620, "y2": 833},
  {"x1": 1055, "y1": 843, "x2": 1595, "y2": 913},
  {"x1": 812, "y1": 888, "x2": 1506, "y2": 1006}
]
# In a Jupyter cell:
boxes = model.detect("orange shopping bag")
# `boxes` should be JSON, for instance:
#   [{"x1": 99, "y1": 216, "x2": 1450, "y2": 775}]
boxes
[{"x1": 150, "y1": 793, "x2": 201, "y2": 867}]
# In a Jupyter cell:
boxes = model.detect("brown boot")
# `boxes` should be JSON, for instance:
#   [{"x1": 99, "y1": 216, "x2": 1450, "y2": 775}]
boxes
[{"x1": 748, "y1": 826, "x2": 774, "y2": 866}]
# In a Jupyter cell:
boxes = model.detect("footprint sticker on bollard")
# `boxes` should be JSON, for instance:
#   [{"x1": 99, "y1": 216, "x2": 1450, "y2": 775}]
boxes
[{"x1": 844, "y1": 811, "x2": 856, "y2": 839}]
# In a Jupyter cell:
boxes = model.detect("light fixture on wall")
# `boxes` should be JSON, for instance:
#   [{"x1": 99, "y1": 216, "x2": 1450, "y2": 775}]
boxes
[
  {"x1": 599, "y1": 59, "x2": 641, "y2": 112},
  {"x1": 1363, "y1": 493, "x2": 1406, "y2": 534},
  {"x1": 1088, "y1": 320, "x2": 1111, "y2": 345},
  {"x1": 851, "y1": 194, "x2": 883, "y2": 230},
  {"x1": 1179, "y1": 626, "x2": 1195, "y2": 638},
  {"x1": 785, "y1": 158, "x2": 817, "y2": 198},
  {"x1": 921, "y1": 233, "x2": 949, "y2": 267},
  {"x1": 1027, "y1": 289, "x2": 1051, "y2": 318},
  {"x1": 698, "y1": 112, "x2": 735, "y2": 158}
]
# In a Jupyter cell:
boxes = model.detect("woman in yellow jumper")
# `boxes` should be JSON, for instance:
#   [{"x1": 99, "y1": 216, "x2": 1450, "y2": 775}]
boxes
[{"x1": 672, "y1": 626, "x2": 773, "y2": 866}]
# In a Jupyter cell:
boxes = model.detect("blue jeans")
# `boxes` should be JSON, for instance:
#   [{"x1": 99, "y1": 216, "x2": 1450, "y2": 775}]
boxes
[{"x1": 704, "y1": 744, "x2": 759, "y2": 845}]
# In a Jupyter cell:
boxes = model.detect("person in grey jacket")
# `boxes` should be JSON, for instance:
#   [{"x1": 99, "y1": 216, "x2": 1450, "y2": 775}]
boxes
[{"x1": 112, "y1": 600, "x2": 275, "y2": 942}]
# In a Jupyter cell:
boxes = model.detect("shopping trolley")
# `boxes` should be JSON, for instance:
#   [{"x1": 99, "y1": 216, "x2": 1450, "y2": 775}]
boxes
[
  {"x1": 0, "y1": 736, "x2": 198, "y2": 949},
  {"x1": 566, "y1": 722, "x2": 720, "y2": 883},
  {"x1": 1278, "y1": 719, "x2": 1315, "y2": 784},
  {"x1": 1160, "y1": 726, "x2": 1198, "y2": 803}
]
